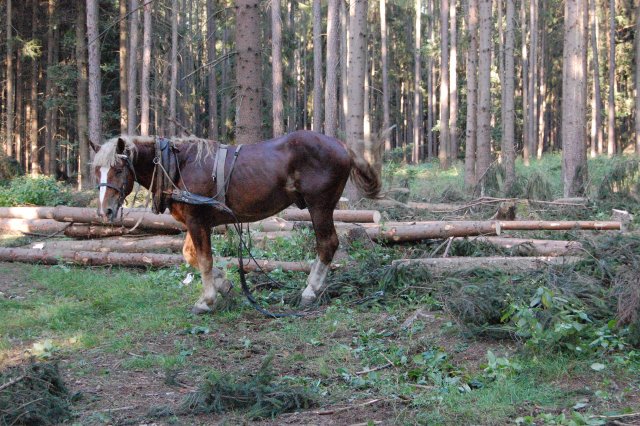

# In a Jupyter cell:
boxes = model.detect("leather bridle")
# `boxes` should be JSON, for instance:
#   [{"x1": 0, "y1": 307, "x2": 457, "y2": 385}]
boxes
[{"x1": 96, "y1": 154, "x2": 136, "y2": 213}]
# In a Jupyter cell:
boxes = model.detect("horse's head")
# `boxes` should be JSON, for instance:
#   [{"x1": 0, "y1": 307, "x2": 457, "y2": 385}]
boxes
[{"x1": 91, "y1": 137, "x2": 136, "y2": 222}]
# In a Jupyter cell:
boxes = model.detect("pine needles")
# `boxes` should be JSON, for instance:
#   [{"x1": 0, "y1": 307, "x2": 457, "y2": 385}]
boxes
[
  {"x1": 179, "y1": 354, "x2": 316, "y2": 419},
  {"x1": 0, "y1": 362, "x2": 71, "y2": 426}
]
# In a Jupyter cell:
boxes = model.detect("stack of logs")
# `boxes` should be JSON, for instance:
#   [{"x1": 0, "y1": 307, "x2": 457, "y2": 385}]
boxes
[{"x1": 0, "y1": 205, "x2": 623, "y2": 274}]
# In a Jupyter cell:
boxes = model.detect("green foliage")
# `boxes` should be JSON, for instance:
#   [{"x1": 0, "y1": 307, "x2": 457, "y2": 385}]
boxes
[
  {"x1": 0, "y1": 176, "x2": 71, "y2": 206},
  {"x1": 482, "y1": 350, "x2": 522, "y2": 381},
  {"x1": 179, "y1": 353, "x2": 316, "y2": 419},
  {"x1": 596, "y1": 158, "x2": 640, "y2": 202}
]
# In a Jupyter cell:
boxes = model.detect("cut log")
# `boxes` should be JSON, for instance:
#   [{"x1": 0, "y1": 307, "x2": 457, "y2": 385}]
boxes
[
  {"x1": 368, "y1": 220, "x2": 621, "y2": 243},
  {"x1": 50, "y1": 206, "x2": 186, "y2": 232},
  {"x1": 0, "y1": 206, "x2": 56, "y2": 219},
  {"x1": 0, "y1": 218, "x2": 70, "y2": 234},
  {"x1": 392, "y1": 256, "x2": 582, "y2": 274},
  {"x1": 63, "y1": 224, "x2": 179, "y2": 239},
  {"x1": 463, "y1": 236, "x2": 584, "y2": 256},
  {"x1": 406, "y1": 202, "x2": 464, "y2": 211},
  {"x1": 0, "y1": 247, "x2": 317, "y2": 272},
  {"x1": 29, "y1": 235, "x2": 185, "y2": 253},
  {"x1": 280, "y1": 208, "x2": 381, "y2": 223}
]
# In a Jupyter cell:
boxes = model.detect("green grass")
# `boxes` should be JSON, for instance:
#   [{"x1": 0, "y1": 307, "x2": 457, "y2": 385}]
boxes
[{"x1": 0, "y1": 264, "x2": 204, "y2": 353}]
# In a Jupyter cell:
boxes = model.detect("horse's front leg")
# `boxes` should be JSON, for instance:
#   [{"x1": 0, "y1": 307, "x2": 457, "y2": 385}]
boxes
[
  {"x1": 184, "y1": 225, "x2": 231, "y2": 314},
  {"x1": 301, "y1": 208, "x2": 339, "y2": 306}
]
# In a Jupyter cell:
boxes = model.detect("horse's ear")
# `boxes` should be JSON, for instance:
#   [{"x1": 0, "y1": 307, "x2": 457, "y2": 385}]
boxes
[
  {"x1": 89, "y1": 140, "x2": 100, "y2": 153},
  {"x1": 116, "y1": 137, "x2": 126, "y2": 154}
]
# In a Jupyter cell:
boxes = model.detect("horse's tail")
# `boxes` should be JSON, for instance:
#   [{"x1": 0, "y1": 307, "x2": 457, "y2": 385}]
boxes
[{"x1": 347, "y1": 144, "x2": 382, "y2": 200}]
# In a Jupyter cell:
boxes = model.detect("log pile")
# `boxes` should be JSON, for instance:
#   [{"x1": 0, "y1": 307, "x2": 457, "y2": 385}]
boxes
[{"x1": 0, "y1": 205, "x2": 624, "y2": 273}]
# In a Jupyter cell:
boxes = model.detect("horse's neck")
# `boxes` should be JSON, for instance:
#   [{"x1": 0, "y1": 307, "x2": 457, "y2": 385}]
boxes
[{"x1": 132, "y1": 142, "x2": 157, "y2": 189}]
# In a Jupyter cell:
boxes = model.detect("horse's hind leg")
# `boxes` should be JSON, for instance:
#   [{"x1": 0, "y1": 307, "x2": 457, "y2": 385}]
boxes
[{"x1": 301, "y1": 207, "x2": 339, "y2": 306}]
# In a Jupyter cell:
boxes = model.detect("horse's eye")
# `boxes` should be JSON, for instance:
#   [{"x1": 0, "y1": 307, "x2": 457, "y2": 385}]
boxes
[{"x1": 115, "y1": 169, "x2": 124, "y2": 176}]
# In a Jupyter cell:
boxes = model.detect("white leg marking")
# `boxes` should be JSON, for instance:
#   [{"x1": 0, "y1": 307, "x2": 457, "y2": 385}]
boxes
[
  {"x1": 302, "y1": 257, "x2": 330, "y2": 300},
  {"x1": 99, "y1": 166, "x2": 109, "y2": 214}
]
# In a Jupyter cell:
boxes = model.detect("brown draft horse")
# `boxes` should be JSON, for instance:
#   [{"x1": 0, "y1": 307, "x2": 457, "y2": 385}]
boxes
[{"x1": 91, "y1": 130, "x2": 381, "y2": 314}]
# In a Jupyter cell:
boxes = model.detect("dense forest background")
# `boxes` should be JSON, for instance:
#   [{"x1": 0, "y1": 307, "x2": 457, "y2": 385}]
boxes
[{"x1": 0, "y1": 0, "x2": 639, "y2": 197}]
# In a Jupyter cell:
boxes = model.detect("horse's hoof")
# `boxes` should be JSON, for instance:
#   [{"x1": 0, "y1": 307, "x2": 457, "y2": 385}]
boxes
[
  {"x1": 300, "y1": 295, "x2": 316, "y2": 307},
  {"x1": 191, "y1": 302, "x2": 212, "y2": 315}
]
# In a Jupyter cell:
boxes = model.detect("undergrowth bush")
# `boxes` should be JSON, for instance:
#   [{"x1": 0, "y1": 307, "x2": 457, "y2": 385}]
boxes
[{"x1": 0, "y1": 176, "x2": 71, "y2": 206}]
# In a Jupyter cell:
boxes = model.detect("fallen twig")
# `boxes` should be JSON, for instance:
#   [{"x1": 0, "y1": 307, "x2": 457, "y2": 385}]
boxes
[
  {"x1": 592, "y1": 412, "x2": 640, "y2": 420},
  {"x1": 315, "y1": 398, "x2": 385, "y2": 415},
  {"x1": 0, "y1": 375, "x2": 25, "y2": 392},
  {"x1": 355, "y1": 363, "x2": 392, "y2": 375}
]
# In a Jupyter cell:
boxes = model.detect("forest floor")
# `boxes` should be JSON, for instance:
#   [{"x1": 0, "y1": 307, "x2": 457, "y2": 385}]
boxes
[
  {"x1": 1, "y1": 258, "x2": 639, "y2": 425},
  {"x1": 2, "y1": 155, "x2": 640, "y2": 425}
]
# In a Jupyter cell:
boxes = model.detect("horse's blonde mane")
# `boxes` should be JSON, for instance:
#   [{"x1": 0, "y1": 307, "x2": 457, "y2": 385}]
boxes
[{"x1": 92, "y1": 135, "x2": 217, "y2": 167}]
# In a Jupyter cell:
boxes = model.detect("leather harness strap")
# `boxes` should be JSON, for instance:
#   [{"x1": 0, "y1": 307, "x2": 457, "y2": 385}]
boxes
[{"x1": 213, "y1": 143, "x2": 243, "y2": 204}]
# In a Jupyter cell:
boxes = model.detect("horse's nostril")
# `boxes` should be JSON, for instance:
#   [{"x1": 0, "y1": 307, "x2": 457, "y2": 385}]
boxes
[{"x1": 105, "y1": 208, "x2": 114, "y2": 217}]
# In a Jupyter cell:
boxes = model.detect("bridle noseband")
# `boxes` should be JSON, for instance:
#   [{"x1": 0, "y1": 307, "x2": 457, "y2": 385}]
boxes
[{"x1": 96, "y1": 154, "x2": 136, "y2": 212}]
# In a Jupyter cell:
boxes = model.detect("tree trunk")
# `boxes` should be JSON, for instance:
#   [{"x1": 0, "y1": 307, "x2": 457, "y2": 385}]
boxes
[
  {"x1": 590, "y1": 0, "x2": 604, "y2": 157},
  {"x1": 76, "y1": 1, "x2": 90, "y2": 189},
  {"x1": 636, "y1": 0, "x2": 640, "y2": 156},
  {"x1": 44, "y1": 0, "x2": 57, "y2": 175},
  {"x1": 207, "y1": 0, "x2": 219, "y2": 140},
  {"x1": 464, "y1": 0, "x2": 479, "y2": 191},
  {"x1": 235, "y1": 0, "x2": 263, "y2": 145},
  {"x1": 426, "y1": 0, "x2": 435, "y2": 158},
  {"x1": 127, "y1": 0, "x2": 139, "y2": 135},
  {"x1": 325, "y1": 0, "x2": 339, "y2": 137},
  {"x1": 87, "y1": 0, "x2": 102, "y2": 148},
  {"x1": 521, "y1": 0, "x2": 529, "y2": 165},
  {"x1": 607, "y1": 0, "x2": 616, "y2": 156},
  {"x1": 413, "y1": 0, "x2": 422, "y2": 163},
  {"x1": 562, "y1": 0, "x2": 588, "y2": 197},
  {"x1": 340, "y1": 0, "x2": 348, "y2": 134},
  {"x1": 346, "y1": 0, "x2": 368, "y2": 149},
  {"x1": 528, "y1": 0, "x2": 538, "y2": 159},
  {"x1": 119, "y1": 0, "x2": 128, "y2": 134},
  {"x1": 140, "y1": 1, "x2": 152, "y2": 136},
  {"x1": 476, "y1": 0, "x2": 493, "y2": 191},
  {"x1": 537, "y1": 18, "x2": 547, "y2": 158},
  {"x1": 503, "y1": 0, "x2": 516, "y2": 193},
  {"x1": 379, "y1": 0, "x2": 390, "y2": 150},
  {"x1": 271, "y1": 0, "x2": 284, "y2": 137},
  {"x1": 5, "y1": 0, "x2": 14, "y2": 158},
  {"x1": 449, "y1": 0, "x2": 458, "y2": 160},
  {"x1": 312, "y1": 0, "x2": 323, "y2": 132},
  {"x1": 30, "y1": 0, "x2": 40, "y2": 176},
  {"x1": 169, "y1": 0, "x2": 178, "y2": 136},
  {"x1": 439, "y1": 0, "x2": 450, "y2": 168}
]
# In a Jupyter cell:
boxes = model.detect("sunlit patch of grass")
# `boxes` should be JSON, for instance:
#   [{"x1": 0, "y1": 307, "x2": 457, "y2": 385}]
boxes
[{"x1": 0, "y1": 264, "x2": 200, "y2": 354}]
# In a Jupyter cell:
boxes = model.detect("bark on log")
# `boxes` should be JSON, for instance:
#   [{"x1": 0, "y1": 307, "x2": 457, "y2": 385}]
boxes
[
  {"x1": 0, "y1": 218, "x2": 70, "y2": 234},
  {"x1": 368, "y1": 220, "x2": 620, "y2": 243},
  {"x1": 29, "y1": 235, "x2": 185, "y2": 253},
  {"x1": 464, "y1": 236, "x2": 584, "y2": 256},
  {"x1": 0, "y1": 247, "x2": 316, "y2": 272},
  {"x1": 280, "y1": 208, "x2": 381, "y2": 223},
  {"x1": 63, "y1": 224, "x2": 179, "y2": 239},
  {"x1": 392, "y1": 256, "x2": 582, "y2": 274}
]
